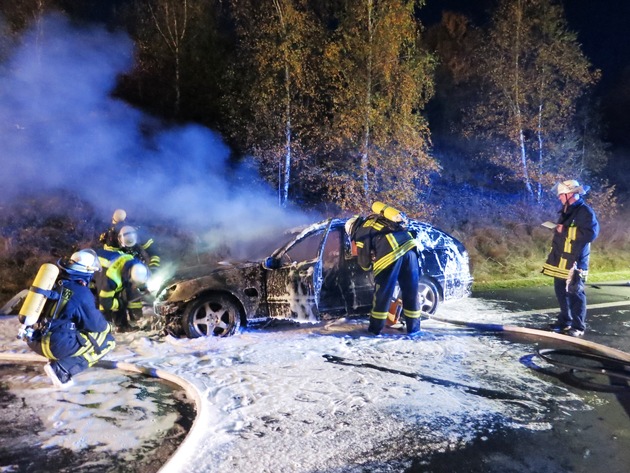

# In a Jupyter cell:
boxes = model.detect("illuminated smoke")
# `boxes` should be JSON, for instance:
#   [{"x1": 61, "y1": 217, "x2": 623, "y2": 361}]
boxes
[{"x1": 0, "y1": 14, "x2": 310, "y2": 255}]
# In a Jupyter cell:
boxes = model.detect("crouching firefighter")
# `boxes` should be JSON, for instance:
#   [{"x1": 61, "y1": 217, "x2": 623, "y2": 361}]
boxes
[
  {"x1": 18, "y1": 249, "x2": 116, "y2": 388},
  {"x1": 95, "y1": 252, "x2": 149, "y2": 333},
  {"x1": 345, "y1": 202, "x2": 422, "y2": 336}
]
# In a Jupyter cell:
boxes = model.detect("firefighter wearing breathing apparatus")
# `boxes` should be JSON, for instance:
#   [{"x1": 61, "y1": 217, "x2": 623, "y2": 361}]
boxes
[
  {"x1": 345, "y1": 202, "x2": 422, "y2": 336},
  {"x1": 19, "y1": 249, "x2": 116, "y2": 388},
  {"x1": 95, "y1": 251, "x2": 149, "y2": 332},
  {"x1": 542, "y1": 180, "x2": 599, "y2": 337}
]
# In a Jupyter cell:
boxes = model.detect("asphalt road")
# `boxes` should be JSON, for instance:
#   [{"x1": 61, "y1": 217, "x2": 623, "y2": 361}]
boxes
[
  {"x1": 441, "y1": 284, "x2": 630, "y2": 473},
  {"x1": 1, "y1": 283, "x2": 630, "y2": 473},
  {"x1": 475, "y1": 283, "x2": 630, "y2": 352},
  {"x1": 0, "y1": 361, "x2": 193, "y2": 473}
]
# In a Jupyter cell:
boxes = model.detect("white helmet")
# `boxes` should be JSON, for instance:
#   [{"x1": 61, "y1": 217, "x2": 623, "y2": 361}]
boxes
[
  {"x1": 66, "y1": 249, "x2": 101, "y2": 274},
  {"x1": 112, "y1": 209, "x2": 127, "y2": 224},
  {"x1": 118, "y1": 225, "x2": 138, "y2": 248},
  {"x1": 130, "y1": 263, "x2": 149, "y2": 285},
  {"x1": 345, "y1": 216, "x2": 359, "y2": 236},
  {"x1": 552, "y1": 179, "x2": 590, "y2": 196}
]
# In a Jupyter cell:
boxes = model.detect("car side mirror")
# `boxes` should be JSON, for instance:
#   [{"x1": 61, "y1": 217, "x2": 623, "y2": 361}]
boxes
[{"x1": 263, "y1": 256, "x2": 280, "y2": 270}]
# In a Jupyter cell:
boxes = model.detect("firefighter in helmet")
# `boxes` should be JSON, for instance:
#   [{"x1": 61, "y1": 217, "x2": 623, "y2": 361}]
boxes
[
  {"x1": 542, "y1": 179, "x2": 600, "y2": 337},
  {"x1": 95, "y1": 251, "x2": 149, "y2": 332},
  {"x1": 25, "y1": 249, "x2": 116, "y2": 388},
  {"x1": 100, "y1": 209, "x2": 161, "y2": 269},
  {"x1": 345, "y1": 204, "x2": 422, "y2": 336},
  {"x1": 99, "y1": 208, "x2": 127, "y2": 248},
  {"x1": 116, "y1": 225, "x2": 160, "y2": 269}
]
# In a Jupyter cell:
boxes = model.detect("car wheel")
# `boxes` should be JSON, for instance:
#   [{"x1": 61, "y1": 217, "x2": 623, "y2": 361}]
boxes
[
  {"x1": 418, "y1": 277, "x2": 439, "y2": 315},
  {"x1": 182, "y1": 294, "x2": 242, "y2": 338}
]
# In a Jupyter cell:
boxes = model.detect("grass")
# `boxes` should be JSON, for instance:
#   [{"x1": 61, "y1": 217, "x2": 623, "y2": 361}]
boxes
[
  {"x1": 2, "y1": 191, "x2": 630, "y2": 301},
  {"x1": 461, "y1": 215, "x2": 630, "y2": 292}
]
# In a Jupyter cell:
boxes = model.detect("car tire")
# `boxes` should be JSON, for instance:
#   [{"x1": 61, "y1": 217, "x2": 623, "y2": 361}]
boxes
[
  {"x1": 418, "y1": 277, "x2": 439, "y2": 315},
  {"x1": 182, "y1": 294, "x2": 242, "y2": 338}
]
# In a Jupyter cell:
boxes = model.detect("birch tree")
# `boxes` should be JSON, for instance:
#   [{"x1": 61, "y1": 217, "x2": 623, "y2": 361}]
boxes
[
  {"x1": 0, "y1": 0, "x2": 57, "y2": 62},
  {"x1": 229, "y1": 0, "x2": 320, "y2": 207},
  {"x1": 319, "y1": 0, "x2": 438, "y2": 215},
  {"x1": 465, "y1": 0, "x2": 599, "y2": 201},
  {"x1": 134, "y1": 0, "x2": 202, "y2": 117}
]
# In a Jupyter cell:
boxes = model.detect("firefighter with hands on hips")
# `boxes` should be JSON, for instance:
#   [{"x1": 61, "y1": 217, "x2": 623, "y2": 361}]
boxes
[
  {"x1": 542, "y1": 179, "x2": 600, "y2": 337},
  {"x1": 19, "y1": 249, "x2": 116, "y2": 388},
  {"x1": 95, "y1": 251, "x2": 149, "y2": 333},
  {"x1": 345, "y1": 202, "x2": 423, "y2": 336},
  {"x1": 100, "y1": 209, "x2": 161, "y2": 269}
]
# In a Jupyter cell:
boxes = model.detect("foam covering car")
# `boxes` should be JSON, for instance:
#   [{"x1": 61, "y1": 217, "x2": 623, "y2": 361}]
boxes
[{"x1": 153, "y1": 218, "x2": 473, "y2": 338}]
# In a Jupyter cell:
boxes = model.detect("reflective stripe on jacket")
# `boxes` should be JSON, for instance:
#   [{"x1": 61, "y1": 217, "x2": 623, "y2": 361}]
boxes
[
  {"x1": 351, "y1": 215, "x2": 418, "y2": 276},
  {"x1": 542, "y1": 200, "x2": 599, "y2": 279}
]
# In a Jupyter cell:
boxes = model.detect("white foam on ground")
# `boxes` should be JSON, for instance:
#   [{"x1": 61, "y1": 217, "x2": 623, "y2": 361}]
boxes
[{"x1": 0, "y1": 298, "x2": 589, "y2": 472}]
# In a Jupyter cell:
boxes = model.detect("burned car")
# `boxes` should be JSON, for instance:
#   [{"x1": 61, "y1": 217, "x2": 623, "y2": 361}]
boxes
[{"x1": 153, "y1": 218, "x2": 473, "y2": 338}]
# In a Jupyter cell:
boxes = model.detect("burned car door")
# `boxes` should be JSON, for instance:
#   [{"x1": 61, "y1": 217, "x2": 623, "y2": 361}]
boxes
[
  {"x1": 318, "y1": 227, "x2": 345, "y2": 313},
  {"x1": 264, "y1": 222, "x2": 332, "y2": 321},
  {"x1": 318, "y1": 226, "x2": 373, "y2": 316},
  {"x1": 339, "y1": 228, "x2": 374, "y2": 314}
]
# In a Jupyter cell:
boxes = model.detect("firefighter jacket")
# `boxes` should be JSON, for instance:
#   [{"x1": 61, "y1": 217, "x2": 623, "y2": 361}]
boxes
[
  {"x1": 542, "y1": 199, "x2": 599, "y2": 279},
  {"x1": 36, "y1": 278, "x2": 111, "y2": 360},
  {"x1": 99, "y1": 223, "x2": 121, "y2": 248},
  {"x1": 350, "y1": 215, "x2": 418, "y2": 276},
  {"x1": 96, "y1": 253, "x2": 143, "y2": 312}
]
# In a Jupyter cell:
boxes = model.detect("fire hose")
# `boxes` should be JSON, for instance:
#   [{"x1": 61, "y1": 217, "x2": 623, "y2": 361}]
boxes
[
  {"x1": 425, "y1": 313, "x2": 630, "y2": 390},
  {"x1": 0, "y1": 351, "x2": 206, "y2": 473}
]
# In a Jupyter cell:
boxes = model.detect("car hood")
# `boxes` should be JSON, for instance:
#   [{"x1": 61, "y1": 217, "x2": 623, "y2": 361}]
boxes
[{"x1": 166, "y1": 260, "x2": 262, "y2": 283}]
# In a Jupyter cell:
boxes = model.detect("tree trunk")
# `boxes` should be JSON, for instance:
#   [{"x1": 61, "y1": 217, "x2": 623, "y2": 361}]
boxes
[
  {"x1": 273, "y1": 0, "x2": 292, "y2": 208},
  {"x1": 360, "y1": 0, "x2": 374, "y2": 200},
  {"x1": 513, "y1": 0, "x2": 533, "y2": 198}
]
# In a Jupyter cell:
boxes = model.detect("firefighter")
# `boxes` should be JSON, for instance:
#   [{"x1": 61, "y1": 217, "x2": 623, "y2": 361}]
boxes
[
  {"x1": 116, "y1": 225, "x2": 160, "y2": 269},
  {"x1": 542, "y1": 179, "x2": 599, "y2": 337},
  {"x1": 114, "y1": 225, "x2": 157, "y2": 320},
  {"x1": 99, "y1": 208, "x2": 127, "y2": 248},
  {"x1": 96, "y1": 251, "x2": 149, "y2": 333},
  {"x1": 25, "y1": 249, "x2": 116, "y2": 388},
  {"x1": 100, "y1": 209, "x2": 161, "y2": 269},
  {"x1": 345, "y1": 207, "x2": 422, "y2": 336}
]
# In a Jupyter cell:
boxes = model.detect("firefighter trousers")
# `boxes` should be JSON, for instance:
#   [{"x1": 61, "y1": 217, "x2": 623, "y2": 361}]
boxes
[{"x1": 369, "y1": 250, "x2": 421, "y2": 335}]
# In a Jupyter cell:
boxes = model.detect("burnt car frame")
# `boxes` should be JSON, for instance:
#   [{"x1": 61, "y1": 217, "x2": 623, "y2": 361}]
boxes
[{"x1": 153, "y1": 218, "x2": 473, "y2": 338}]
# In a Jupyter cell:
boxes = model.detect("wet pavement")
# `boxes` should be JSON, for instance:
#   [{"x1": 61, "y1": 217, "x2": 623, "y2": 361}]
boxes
[
  {"x1": 425, "y1": 284, "x2": 630, "y2": 473},
  {"x1": 1, "y1": 283, "x2": 630, "y2": 472},
  {"x1": 0, "y1": 361, "x2": 194, "y2": 473},
  {"x1": 475, "y1": 283, "x2": 630, "y2": 352}
]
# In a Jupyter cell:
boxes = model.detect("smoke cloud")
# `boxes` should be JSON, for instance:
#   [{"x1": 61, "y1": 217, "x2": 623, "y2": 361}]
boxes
[{"x1": 0, "y1": 14, "x2": 312, "y2": 256}]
